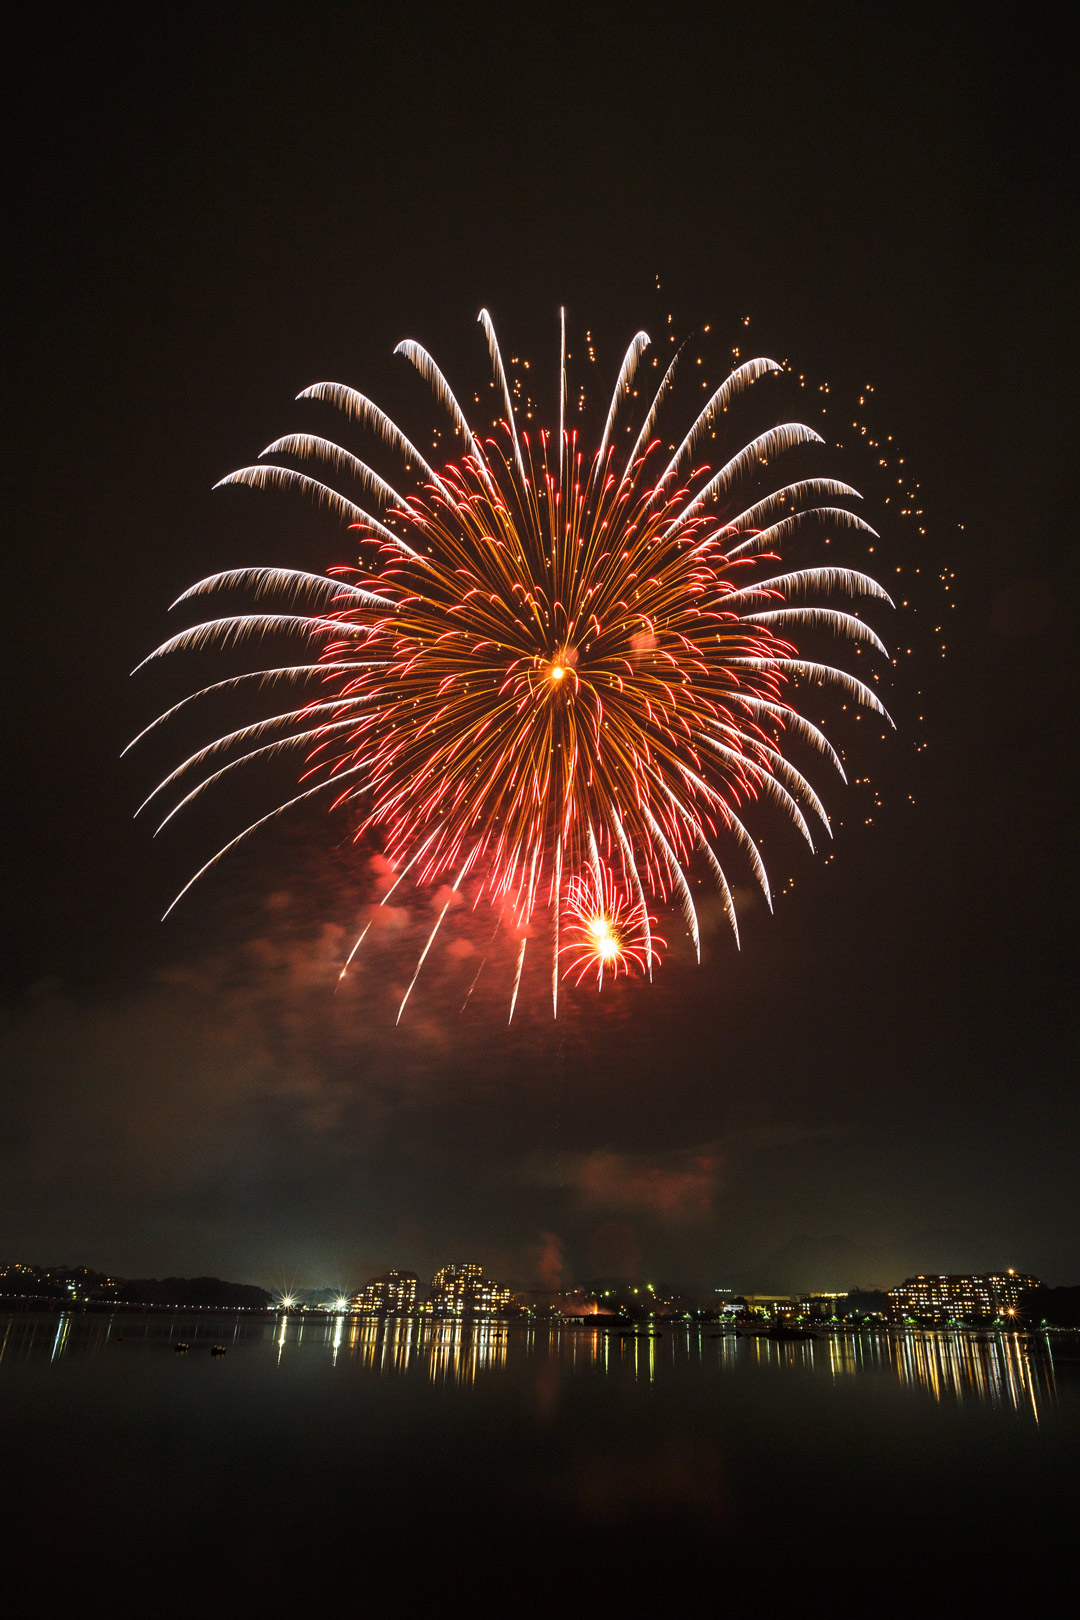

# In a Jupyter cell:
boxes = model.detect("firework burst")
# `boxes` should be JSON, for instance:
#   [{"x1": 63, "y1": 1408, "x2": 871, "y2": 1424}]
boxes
[
  {"x1": 129, "y1": 310, "x2": 893, "y2": 1018},
  {"x1": 562, "y1": 860, "x2": 661, "y2": 990}
]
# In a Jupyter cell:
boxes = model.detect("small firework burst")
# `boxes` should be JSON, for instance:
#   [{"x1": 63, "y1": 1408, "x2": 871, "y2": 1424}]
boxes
[{"x1": 562, "y1": 861, "x2": 661, "y2": 989}]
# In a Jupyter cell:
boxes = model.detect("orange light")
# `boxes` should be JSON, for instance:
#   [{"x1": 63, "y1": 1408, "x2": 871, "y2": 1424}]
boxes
[{"x1": 586, "y1": 915, "x2": 619, "y2": 961}]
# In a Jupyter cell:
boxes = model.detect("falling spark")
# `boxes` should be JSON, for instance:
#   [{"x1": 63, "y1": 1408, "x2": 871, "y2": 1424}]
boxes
[{"x1": 508, "y1": 936, "x2": 528, "y2": 1024}]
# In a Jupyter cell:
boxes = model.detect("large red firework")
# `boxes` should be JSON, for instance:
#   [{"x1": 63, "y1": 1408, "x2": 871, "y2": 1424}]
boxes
[{"x1": 130, "y1": 311, "x2": 892, "y2": 1018}]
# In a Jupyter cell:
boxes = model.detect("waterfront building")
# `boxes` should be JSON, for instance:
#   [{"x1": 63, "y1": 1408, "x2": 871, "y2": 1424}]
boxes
[
  {"x1": 353, "y1": 1269, "x2": 419, "y2": 1315},
  {"x1": 738, "y1": 1294, "x2": 792, "y2": 1319},
  {"x1": 887, "y1": 1269, "x2": 1040, "y2": 1322},
  {"x1": 430, "y1": 1263, "x2": 511, "y2": 1317},
  {"x1": 798, "y1": 1293, "x2": 848, "y2": 1319},
  {"x1": 740, "y1": 1293, "x2": 845, "y2": 1321}
]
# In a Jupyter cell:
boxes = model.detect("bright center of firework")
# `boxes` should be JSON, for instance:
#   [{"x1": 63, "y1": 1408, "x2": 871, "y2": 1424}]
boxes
[
  {"x1": 587, "y1": 914, "x2": 620, "y2": 960},
  {"x1": 550, "y1": 664, "x2": 566, "y2": 681}
]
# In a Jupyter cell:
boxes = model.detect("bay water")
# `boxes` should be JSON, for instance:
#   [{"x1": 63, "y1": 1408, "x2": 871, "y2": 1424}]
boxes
[{"x1": 2, "y1": 1312, "x2": 1076, "y2": 1605}]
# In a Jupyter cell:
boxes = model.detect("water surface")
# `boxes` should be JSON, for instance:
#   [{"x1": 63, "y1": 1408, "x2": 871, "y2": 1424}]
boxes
[{"x1": 3, "y1": 1313, "x2": 1076, "y2": 1604}]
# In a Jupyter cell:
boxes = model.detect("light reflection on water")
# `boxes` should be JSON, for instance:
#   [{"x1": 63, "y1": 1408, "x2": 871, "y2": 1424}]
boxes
[
  {"x1": 0, "y1": 1311, "x2": 1068, "y2": 1417},
  {"x1": 823, "y1": 1328, "x2": 1057, "y2": 1420},
  {"x1": 2, "y1": 1311, "x2": 1077, "y2": 1603}
]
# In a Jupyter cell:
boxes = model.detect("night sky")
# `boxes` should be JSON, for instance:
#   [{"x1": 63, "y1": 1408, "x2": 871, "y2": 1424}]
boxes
[{"x1": 5, "y1": 6, "x2": 1076, "y2": 1296}]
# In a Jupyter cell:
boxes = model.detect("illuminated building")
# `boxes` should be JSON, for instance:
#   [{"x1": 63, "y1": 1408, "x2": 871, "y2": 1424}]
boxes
[
  {"x1": 430, "y1": 1263, "x2": 511, "y2": 1318},
  {"x1": 801, "y1": 1293, "x2": 847, "y2": 1318},
  {"x1": 352, "y1": 1269, "x2": 418, "y2": 1316},
  {"x1": 887, "y1": 1269, "x2": 1040, "y2": 1322},
  {"x1": 741, "y1": 1293, "x2": 847, "y2": 1321}
]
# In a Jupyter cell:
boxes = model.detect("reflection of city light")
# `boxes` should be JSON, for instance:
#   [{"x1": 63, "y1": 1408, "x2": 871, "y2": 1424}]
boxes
[
  {"x1": 2, "y1": 1314, "x2": 1062, "y2": 1427},
  {"x1": 427, "y1": 1319, "x2": 508, "y2": 1385}
]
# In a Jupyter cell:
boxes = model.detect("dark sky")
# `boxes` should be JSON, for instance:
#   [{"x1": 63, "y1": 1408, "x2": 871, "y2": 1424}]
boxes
[{"x1": 4, "y1": 5, "x2": 1076, "y2": 1295}]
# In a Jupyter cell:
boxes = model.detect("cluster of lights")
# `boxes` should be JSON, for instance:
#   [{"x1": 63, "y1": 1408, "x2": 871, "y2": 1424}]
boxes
[{"x1": 887, "y1": 1269, "x2": 1038, "y2": 1323}]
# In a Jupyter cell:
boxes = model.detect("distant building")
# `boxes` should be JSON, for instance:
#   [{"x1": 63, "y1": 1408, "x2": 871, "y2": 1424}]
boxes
[
  {"x1": 888, "y1": 1269, "x2": 1040, "y2": 1321},
  {"x1": 840, "y1": 1289, "x2": 889, "y2": 1318},
  {"x1": 798, "y1": 1293, "x2": 848, "y2": 1320},
  {"x1": 430, "y1": 1263, "x2": 510, "y2": 1317},
  {"x1": 741, "y1": 1293, "x2": 846, "y2": 1321},
  {"x1": 353, "y1": 1269, "x2": 418, "y2": 1315}
]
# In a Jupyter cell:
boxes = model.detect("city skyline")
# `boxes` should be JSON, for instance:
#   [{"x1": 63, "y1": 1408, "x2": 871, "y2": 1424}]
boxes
[{"x1": 3, "y1": 1254, "x2": 1067, "y2": 1312}]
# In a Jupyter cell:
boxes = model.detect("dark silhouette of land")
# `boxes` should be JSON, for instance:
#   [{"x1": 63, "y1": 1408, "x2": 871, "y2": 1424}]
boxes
[{"x1": 0, "y1": 1262, "x2": 271, "y2": 1311}]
